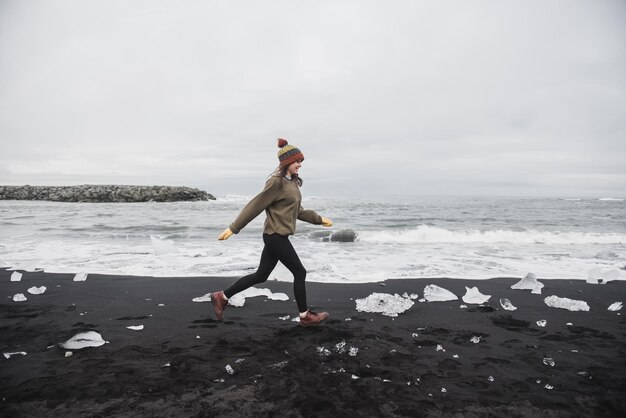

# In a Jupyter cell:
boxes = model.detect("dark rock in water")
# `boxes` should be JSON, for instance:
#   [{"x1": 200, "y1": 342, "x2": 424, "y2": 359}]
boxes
[
  {"x1": 329, "y1": 229, "x2": 357, "y2": 242},
  {"x1": 0, "y1": 185, "x2": 216, "y2": 202}
]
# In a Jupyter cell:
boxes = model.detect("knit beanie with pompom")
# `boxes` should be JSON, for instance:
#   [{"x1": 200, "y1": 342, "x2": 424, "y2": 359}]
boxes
[{"x1": 277, "y1": 138, "x2": 304, "y2": 168}]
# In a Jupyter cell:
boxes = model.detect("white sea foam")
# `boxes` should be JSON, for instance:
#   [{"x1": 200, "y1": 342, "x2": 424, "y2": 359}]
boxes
[
  {"x1": 355, "y1": 293, "x2": 414, "y2": 317},
  {"x1": 544, "y1": 295, "x2": 590, "y2": 312},
  {"x1": 358, "y1": 225, "x2": 626, "y2": 245},
  {"x1": 423, "y1": 285, "x2": 457, "y2": 302},
  {"x1": 1, "y1": 199, "x2": 625, "y2": 284},
  {"x1": 462, "y1": 286, "x2": 491, "y2": 304},
  {"x1": 151, "y1": 235, "x2": 179, "y2": 256},
  {"x1": 60, "y1": 331, "x2": 106, "y2": 349},
  {"x1": 8, "y1": 260, "x2": 40, "y2": 272}
]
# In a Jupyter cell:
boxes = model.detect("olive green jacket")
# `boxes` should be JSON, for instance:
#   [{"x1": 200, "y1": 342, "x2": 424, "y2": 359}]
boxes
[{"x1": 229, "y1": 175, "x2": 322, "y2": 236}]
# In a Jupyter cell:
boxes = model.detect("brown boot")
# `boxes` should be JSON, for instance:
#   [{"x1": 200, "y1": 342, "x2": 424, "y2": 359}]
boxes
[
  {"x1": 211, "y1": 291, "x2": 228, "y2": 321},
  {"x1": 299, "y1": 310, "x2": 329, "y2": 326}
]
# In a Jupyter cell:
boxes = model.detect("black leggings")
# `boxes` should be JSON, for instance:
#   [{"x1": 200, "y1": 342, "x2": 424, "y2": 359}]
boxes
[{"x1": 224, "y1": 233, "x2": 308, "y2": 312}]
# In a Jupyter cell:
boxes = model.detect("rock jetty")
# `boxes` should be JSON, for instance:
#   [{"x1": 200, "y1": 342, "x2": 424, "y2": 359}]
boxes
[{"x1": 0, "y1": 185, "x2": 216, "y2": 203}]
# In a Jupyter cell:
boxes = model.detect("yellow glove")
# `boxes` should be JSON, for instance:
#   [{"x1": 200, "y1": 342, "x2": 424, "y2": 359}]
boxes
[
  {"x1": 218, "y1": 228, "x2": 234, "y2": 240},
  {"x1": 321, "y1": 217, "x2": 333, "y2": 227}
]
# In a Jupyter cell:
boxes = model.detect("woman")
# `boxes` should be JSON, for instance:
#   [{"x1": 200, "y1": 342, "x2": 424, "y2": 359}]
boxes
[{"x1": 212, "y1": 138, "x2": 333, "y2": 326}]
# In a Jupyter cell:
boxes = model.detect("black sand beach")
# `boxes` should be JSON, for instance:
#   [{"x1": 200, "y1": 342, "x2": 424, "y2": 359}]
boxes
[{"x1": 1, "y1": 268, "x2": 625, "y2": 417}]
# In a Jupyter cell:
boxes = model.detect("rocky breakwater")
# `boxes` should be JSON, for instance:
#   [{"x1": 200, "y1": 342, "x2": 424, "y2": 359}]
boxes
[{"x1": 0, "y1": 185, "x2": 216, "y2": 202}]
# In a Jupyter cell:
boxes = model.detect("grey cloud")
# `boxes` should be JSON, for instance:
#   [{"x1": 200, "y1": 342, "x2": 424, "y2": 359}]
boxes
[{"x1": 1, "y1": 0, "x2": 625, "y2": 197}]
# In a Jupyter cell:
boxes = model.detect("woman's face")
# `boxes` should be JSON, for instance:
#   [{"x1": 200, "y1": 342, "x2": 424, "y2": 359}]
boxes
[{"x1": 287, "y1": 160, "x2": 302, "y2": 177}]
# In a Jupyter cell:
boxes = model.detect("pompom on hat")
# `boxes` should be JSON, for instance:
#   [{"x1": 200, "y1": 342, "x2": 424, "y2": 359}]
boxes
[{"x1": 277, "y1": 138, "x2": 304, "y2": 168}]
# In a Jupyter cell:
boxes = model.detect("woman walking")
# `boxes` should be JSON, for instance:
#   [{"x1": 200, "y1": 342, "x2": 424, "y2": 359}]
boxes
[{"x1": 212, "y1": 138, "x2": 333, "y2": 326}]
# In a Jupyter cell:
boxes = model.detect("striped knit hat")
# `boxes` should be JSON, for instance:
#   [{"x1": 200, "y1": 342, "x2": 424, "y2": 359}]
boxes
[{"x1": 277, "y1": 138, "x2": 304, "y2": 168}]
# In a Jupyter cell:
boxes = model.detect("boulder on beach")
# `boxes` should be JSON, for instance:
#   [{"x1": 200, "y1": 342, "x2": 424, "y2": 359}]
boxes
[{"x1": 329, "y1": 229, "x2": 357, "y2": 242}]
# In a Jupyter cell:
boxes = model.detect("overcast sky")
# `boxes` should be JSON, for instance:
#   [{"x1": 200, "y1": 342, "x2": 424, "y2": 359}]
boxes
[{"x1": 1, "y1": 0, "x2": 624, "y2": 198}]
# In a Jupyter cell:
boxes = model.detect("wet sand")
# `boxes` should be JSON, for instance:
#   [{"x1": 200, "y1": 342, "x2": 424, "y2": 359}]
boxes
[{"x1": 1, "y1": 268, "x2": 625, "y2": 417}]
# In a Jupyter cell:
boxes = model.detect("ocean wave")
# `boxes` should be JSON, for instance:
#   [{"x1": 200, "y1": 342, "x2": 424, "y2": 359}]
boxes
[
  {"x1": 212, "y1": 195, "x2": 251, "y2": 203},
  {"x1": 598, "y1": 198, "x2": 624, "y2": 202},
  {"x1": 357, "y1": 225, "x2": 626, "y2": 245}
]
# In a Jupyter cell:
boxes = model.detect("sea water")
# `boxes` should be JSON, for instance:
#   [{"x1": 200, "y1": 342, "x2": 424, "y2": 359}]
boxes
[{"x1": 0, "y1": 195, "x2": 624, "y2": 283}]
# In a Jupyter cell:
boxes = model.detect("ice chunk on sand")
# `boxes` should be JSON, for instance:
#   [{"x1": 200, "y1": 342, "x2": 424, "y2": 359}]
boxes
[
  {"x1": 587, "y1": 268, "x2": 621, "y2": 284},
  {"x1": 335, "y1": 341, "x2": 346, "y2": 354},
  {"x1": 27, "y1": 286, "x2": 46, "y2": 295},
  {"x1": 225, "y1": 365, "x2": 235, "y2": 375},
  {"x1": 193, "y1": 287, "x2": 288, "y2": 307},
  {"x1": 608, "y1": 302, "x2": 622, "y2": 312},
  {"x1": 462, "y1": 286, "x2": 491, "y2": 304},
  {"x1": 150, "y1": 235, "x2": 179, "y2": 255},
  {"x1": 228, "y1": 287, "x2": 289, "y2": 307},
  {"x1": 423, "y1": 285, "x2": 458, "y2": 302},
  {"x1": 499, "y1": 298, "x2": 517, "y2": 311},
  {"x1": 13, "y1": 293, "x2": 26, "y2": 302},
  {"x1": 470, "y1": 336, "x2": 481, "y2": 344},
  {"x1": 3, "y1": 352, "x2": 27, "y2": 359},
  {"x1": 226, "y1": 293, "x2": 253, "y2": 307},
  {"x1": 536, "y1": 320, "x2": 547, "y2": 327},
  {"x1": 601, "y1": 269, "x2": 620, "y2": 283},
  {"x1": 586, "y1": 267, "x2": 602, "y2": 284},
  {"x1": 192, "y1": 293, "x2": 211, "y2": 303},
  {"x1": 60, "y1": 331, "x2": 106, "y2": 349},
  {"x1": 544, "y1": 295, "x2": 590, "y2": 312},
  {"x1": 317, "y1": 347, "x2": 331, "y2": 356},
  {"x1": 73, "y1": 272, "x2": 88, "y2": 282},
  {"x1": 10, "y1": 272, "x2": 22, "y2": 282},
  {"x1": 355, "y1": 293, "x2": 414, "y2": 317},
  {"x1": 126, "y1": 325, "x2": 144, "y2": 331},
  {"x1": 511, "y1": 272, "x2": 544, "y2": 291},
  {"x1": 531, "y1": 284, "x2": 543, "y2": 295}
]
